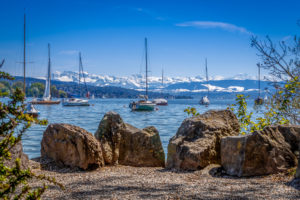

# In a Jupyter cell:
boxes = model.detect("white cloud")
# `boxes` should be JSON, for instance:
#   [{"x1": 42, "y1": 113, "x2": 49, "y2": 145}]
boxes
[
  {"x1": 59, "y1": 50, "x2": 78, "y2": 55},
  {"x1": 176, "y1": 21, "x2": 252, "y2": 35}
]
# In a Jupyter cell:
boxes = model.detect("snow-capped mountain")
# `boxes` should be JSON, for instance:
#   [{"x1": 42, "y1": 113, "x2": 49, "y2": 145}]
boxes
[{"x1": 51, "y1": 71, "x2": 268, "y2": 93}]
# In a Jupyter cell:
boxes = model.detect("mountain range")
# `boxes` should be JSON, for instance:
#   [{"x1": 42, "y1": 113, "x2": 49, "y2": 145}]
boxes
[{"x1": 48, "y1": 71, "x2": 272, "y2": 94}]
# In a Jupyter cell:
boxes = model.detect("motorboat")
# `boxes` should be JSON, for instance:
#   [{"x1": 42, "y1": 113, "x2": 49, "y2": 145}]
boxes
[
  {"x1": 62, "y1": 98, "x2": 90, "y2": 106},
  {"x1": 152, "y1": 98, "x2": 168, "y2": 106}
]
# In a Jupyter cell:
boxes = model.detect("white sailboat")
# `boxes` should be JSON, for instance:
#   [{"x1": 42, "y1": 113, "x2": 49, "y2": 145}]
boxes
[
  {"x1": 31, "y1": 44, "x2": 60, "y2": 105},
  {"x1": 200, "y1": 58, "x2": 210, "y2": 105},
  {"x1": 129, "y1": 38, "x2": 155, "y2": 111},
  {"x1": 153, "y1": 68, "x2": 168, "y2": 106},
  {"x1": 255, "y1": 65, "x2": 264, "y2": 105},
  {"x1": 63, "y1": 52, "x2": 90, "y2": 106},
  {"x1": 19, "y1": 13, "x2": 40, "y2": 117}
]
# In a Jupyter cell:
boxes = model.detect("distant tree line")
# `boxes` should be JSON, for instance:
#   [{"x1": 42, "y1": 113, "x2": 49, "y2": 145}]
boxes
[{"x1": 0, "y1": 80, "x2": 67, "y2": 98}]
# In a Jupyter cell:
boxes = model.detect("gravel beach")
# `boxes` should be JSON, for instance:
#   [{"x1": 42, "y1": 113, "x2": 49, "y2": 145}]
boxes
[{"x1": 29, "y1": 159, "x2": 300, "y2": 200}]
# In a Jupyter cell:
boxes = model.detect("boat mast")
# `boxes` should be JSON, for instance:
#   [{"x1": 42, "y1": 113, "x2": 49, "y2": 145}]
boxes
[
  {"x1": 23, "y1": 13, "x2": 26, "y2": 94},
  {"x1": 205, "y1": 58, "x2": 209, "y2": 96},
  {"x1": 258, "y1": 64, "x2": 261, "y2": 97},
  {"x1": 145, "y1": 38, "x2": 148, "y2": 97},
  {"x1": 47, "y1": 43, "x2": 51, "y2": 98},
  {"x1": 79, "y1": 52, "x2": 89, "y2": 97},
  {"x1": 78, "y1": 52, "x2": 81, "y2": 97},
  {"x1": 162, "y1": 68, "x2": 164, "y2": 92},
  {"x1": 162, "y1": 68, "x2": 164, "y2": 86}
]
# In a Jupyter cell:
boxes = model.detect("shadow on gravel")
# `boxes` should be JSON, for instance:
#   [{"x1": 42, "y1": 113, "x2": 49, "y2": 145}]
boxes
[
  {"x1": 285, "y1": 178, "x2": 300, "y2": 191},
  {"x1": 155, "y1": 168, "x2": 195, "y2": 174},
  {"x1": 208, "y1": 166, "x2": 265, "y2": 180},
  {"x1": 68, "y1": 176, "x2": 182, "y2": 199},
  {"x1": 31, "y1": 157, "x2": 85, "y2": 173}
]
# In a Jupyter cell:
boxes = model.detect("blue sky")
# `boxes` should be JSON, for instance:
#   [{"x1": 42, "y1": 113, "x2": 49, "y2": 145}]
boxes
[{"x1": 0, "y1": 0, "x2": 299, "y2": 78}]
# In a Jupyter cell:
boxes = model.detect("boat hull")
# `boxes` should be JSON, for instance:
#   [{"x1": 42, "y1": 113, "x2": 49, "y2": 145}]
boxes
[
  {"x1": 31, "y1": 100, "x2": 60, "y2": 105},
  {"x1": 62, "y1": 98, "x2": 90, "y2": 106},
  {"x1": 155, "y1": 102, "x2": 168, "y2": 106},
  {"x1": 255, "y1": 97, "x2": 264, "y2": 105},
  {"x1": 199, "y1": 96, "x2": 210, "y2": 105},
  {"x1": 62, "y1": 102, "x2": 90, "y2": 106},
  {"x1": 153, "y1": 98, "x2": 168, "y2": 106},
  {"x1": 26, "y1": 112, "x2": 39, "y2": 118},
  {"x1": 129, "y1": 102, "x2": 155, "y2": 111}
]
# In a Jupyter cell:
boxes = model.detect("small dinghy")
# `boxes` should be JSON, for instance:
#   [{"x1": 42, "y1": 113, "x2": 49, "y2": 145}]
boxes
[{"x1": 25, "y1": 103, "x2": 39, "y2": 117}]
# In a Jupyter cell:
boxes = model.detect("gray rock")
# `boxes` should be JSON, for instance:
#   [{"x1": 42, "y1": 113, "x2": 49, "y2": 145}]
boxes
[
  {"x1": 95, "y1": 111, "x2": 165, "y2": 167},
  {"x1": 41, "y1": 123, "x2": 104, "y2": 170},
  {"x1": 221, "y1": 125, "x2": 300, "y2": 177},
  {"x1": 166, "y1": 110, "x2": 240, "y2": 170}
]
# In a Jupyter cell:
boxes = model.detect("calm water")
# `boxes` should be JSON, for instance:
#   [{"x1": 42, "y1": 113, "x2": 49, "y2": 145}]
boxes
[{"x1": 16, "y1": 97, "x2": 257, "y2": 159}]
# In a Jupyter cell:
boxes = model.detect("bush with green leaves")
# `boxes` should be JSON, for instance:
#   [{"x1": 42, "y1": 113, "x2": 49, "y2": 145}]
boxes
[
  {"x1": 229, "y1": 94, "x2": 289, "y2": 135},
  {"x1": 184, "y1": 107, "x2": 200, "y2": 116},
  {"x1": 0, "y1": 62, "x2": 63, "y2": 199}
]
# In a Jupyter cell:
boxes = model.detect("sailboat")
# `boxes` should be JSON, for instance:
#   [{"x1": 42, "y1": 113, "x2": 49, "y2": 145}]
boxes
[
  {"x1": 153, "y1": 68, "x2": 168, "y2": 106},
  {"x1": 200, "y1": 58, "x2": 210, "y2": 105},
  {"x1": 19, "y1": 13, "x2": 39, "y2": 117},
  {"x1": 264, "y1": 88, "x2": 269, "y2": 102},
  {"x1": 255, "y1": 65, "x2": 264, "y2": 105},
  {"x1": 129, "y1": 38, "x2": 155, "y2": 111},
  {"x1": 31, "y1": 44, "x2": 60, "y2": 105},
  {"x1": 62, "y1": 52, "x2": 90, "y2": 106}
]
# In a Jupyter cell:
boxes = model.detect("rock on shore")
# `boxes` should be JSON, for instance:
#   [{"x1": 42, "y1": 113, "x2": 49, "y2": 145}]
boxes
[
  {"x1": 41, "y1": 123, "x2": 104, "y2": 170},
  {"x1": 1, "y1": 136, "x2": 29, "y2": 169},
  {"x1": 95, "y1": 111, "x2": 165, "y2": 167},
  {"x1": 221, "y1": 125, "x2": 300, "y2": 177},
  {"x1": 166, "y1": 110, "x2": 240, "y2": 170}
]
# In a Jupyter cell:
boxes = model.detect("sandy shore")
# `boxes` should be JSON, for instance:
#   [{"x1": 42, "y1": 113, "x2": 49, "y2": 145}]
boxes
[{"x1": 29, "y1": 159, "x2": 300, "y2": 200}]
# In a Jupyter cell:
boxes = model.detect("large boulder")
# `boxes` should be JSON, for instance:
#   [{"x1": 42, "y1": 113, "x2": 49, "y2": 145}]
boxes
[
  {"x1": 95, "y1": 111, "x2": 165, "y2": 167},
  {"x1": 1, "y1": 137, "x2": 29, "y2": 169},
  {"x1": 166, "y1": 110, "x2": 240, "y2": 170},
  {"x1": 221, "y1": 125, "x2": 300, "y2": 177},
  {"x1": 41, "y1": 124, "x2": 104, "y2": 170}
]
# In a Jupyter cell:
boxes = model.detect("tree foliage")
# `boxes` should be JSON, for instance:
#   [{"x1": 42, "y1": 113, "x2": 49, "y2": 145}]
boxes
[
  {"x1": 229, "y1": 94, "x2": 289, "y2": 135},
  {"x1": 0, "y1": 61, "x2": 63, "y2": 199},
  {"x1": 251, "y1": 34, "x2": 300, "y2": 124}
]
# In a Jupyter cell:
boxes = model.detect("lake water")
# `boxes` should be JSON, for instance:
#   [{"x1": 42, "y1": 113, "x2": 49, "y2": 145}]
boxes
[{"x1": 17, "y1": 97, "x2": 257, "y2": 159}]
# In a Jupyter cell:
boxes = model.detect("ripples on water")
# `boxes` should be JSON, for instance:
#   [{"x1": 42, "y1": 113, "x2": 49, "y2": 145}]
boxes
[{"x1": 6, "y1": 98, "x2": 257, "y2": 159}]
